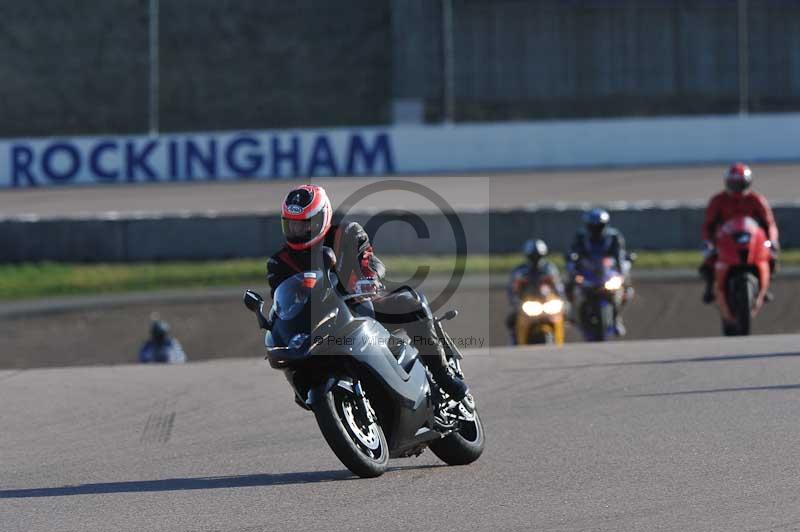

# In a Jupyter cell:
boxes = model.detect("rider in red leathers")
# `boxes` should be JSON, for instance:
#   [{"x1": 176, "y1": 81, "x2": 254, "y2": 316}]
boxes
[{"x1": 699, "y1": 163, "x2": 780, "y2": 303}]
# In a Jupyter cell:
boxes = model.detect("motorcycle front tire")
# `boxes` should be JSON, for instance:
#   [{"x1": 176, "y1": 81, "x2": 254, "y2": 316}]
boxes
[{"x1": 312, "y1": 388, "x2": 389, "y2": 478}]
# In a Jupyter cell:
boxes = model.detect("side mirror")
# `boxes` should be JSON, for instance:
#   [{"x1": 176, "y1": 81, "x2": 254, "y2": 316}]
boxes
[
  {"x1": 243, "y1": 290, "x2": 264, "y2": 313},
  {"x1": 437, "y1": 309, "x2": 458, "y2": 322}
]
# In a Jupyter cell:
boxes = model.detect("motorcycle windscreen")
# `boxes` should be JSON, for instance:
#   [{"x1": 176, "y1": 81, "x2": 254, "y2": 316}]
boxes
[
  {"x1": 273, "y1": 271, "x2": 326, "y2": 319},
  {"x1": 270, "y1": 271, "x2": 328, "y2": 346},
  {"x1": 578, "y1": 257, "x2": 614, "y2": 286}
]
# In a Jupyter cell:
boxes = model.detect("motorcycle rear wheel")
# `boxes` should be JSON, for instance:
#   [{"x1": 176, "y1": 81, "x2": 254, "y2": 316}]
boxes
[
  {"x1": 312, "y1": 387, "x2": 388, "y2": 478},
  {"x1": 429, "y1": 408, "x2": 485, "y2": 466}
]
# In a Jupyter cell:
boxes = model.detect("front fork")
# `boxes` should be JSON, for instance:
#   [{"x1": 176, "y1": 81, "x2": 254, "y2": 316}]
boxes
[
  {"x1": 305, "y1": 376, "x2": 376, "y2": 428},
  {"x1": 353, "y1": 381, "x2": 376, "y2": 424}
]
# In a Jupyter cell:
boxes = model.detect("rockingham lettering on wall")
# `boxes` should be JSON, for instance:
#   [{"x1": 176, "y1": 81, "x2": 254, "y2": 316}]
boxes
[
  {"x1": 6, "y1": 113, "x2": 800, "y2": 187},
  {"x1": 2, "y1": 130, "x2": 395, "y2": 187}
]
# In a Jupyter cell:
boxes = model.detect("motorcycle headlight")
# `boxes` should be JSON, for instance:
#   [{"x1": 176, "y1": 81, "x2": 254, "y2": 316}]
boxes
[
  {"x1": 288, "y1": 333, "x2": 310, "y2": 350},
  {"x1": 542, "y1": 299, "x2": 564, "y2": 315},
  {"x1": 522, "y1": 300, "x2": 543, "y2": 317},
  {"x1": 604, "y1": 276, "x2": 623, "y2": 291}
]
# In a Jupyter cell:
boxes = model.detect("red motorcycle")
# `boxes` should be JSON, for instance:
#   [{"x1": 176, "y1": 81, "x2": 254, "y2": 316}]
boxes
[{"x1": 714, "y1": 216, "x2": 773, "y2": 336}]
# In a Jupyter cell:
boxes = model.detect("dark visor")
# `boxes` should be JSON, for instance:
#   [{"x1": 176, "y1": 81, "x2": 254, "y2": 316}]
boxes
[
  {"x1": 282, "y1": 210, "x2": 325, "y2": 244},
  {"x1": 727, "y1": 179, "x2": 748, "y2": 192}
]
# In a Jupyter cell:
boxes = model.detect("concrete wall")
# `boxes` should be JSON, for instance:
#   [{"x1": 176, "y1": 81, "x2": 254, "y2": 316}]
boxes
[
  {"x1": 0, "y1": 214, "x2": 283, "y2": 263},
  {"x1": 2, "y1": 205, "x2": 796, "y2": 263}
]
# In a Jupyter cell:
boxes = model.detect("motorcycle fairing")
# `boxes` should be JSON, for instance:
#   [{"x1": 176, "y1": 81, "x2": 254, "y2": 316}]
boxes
[
  {"x1": 268, "y1": 271, "x2": 439, "y2": 457},
  {"x1": 714, "y1": 217, "x2": 771, "y2": 322},
  {"x1": 575, "y1": 256, "x2": 623, "y2": 341}
]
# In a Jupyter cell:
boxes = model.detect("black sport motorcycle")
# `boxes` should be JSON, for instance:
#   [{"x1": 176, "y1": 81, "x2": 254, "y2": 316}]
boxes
[{"x1": 243, "y1": 256, "x2": 484, "y2": 478}]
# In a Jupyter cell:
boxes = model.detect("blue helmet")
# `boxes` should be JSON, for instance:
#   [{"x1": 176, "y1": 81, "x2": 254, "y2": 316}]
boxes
[
  {"x1": 583, "y1": 208, "x2": 610, "y2": 237},
  {"x1": 151, "y1": 320, "x2": 170, "y2": 343}
]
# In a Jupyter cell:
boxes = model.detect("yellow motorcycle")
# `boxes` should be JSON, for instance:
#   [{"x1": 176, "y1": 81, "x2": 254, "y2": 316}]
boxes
[{"x1": 515, "y1": 284, "x2": 566, "y2": 346}]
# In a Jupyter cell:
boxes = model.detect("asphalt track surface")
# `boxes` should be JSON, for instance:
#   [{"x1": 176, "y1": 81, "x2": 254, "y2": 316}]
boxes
[
  {"x1": 3, "y1": 163, "x2": 800, "y2": 531},
  {"x1": 2, "y1": 162, "x2": 800, "y2": 218},
  {"x1": 3, "y1": 334, "x2": 800, "y2": 531}
]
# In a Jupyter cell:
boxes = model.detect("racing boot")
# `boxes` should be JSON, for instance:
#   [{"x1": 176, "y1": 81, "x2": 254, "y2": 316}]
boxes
[
  {"x1": 565, "y1": 283, "x2": 577, "y2": 323},
  {"x1": 506, "y1": 311, "x2": 518, "y2": 346},
  {"x1": 425, "y1": 350, "x2": 474, "y2": 416},
  {"x1": 430, "y1": 360, "x2": 475, "y2": 415},
  {"x1": 427, "y1": 352, "x2": 468, "y2": 401},
  {"x1": 699, "y1": 264, "x2": 715, "y2": 304},
  {"x1": 408, "y1": 320, "x2": 471, "y2": 406},
  {"x1": 614, "y1": 314, "x2": 627, "y2": 337},
  {"x1": 702, "y1": 280, "x2": 715, "y2": 304}
]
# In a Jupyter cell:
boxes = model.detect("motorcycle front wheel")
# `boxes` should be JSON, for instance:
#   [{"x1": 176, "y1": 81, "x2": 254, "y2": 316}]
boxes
[
  {"x1": 313, "y1": 386, "x2": 388, "y2": 478},
  {"x1": 724, "y1": 272, "x2": 757, "y2": 336},
  {"x1": 526, "y1": 324, "x2": 555, "y2": 345},
  {"x1": 733, "y1": 273, "x2": 756, "y2": 336},
  {"x1": 581, "y1": 299, "x2": 610, "y2": 342}
]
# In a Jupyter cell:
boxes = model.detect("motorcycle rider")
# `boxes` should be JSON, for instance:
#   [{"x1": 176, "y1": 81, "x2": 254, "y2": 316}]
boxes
[
  {"x1": 699, "y1": 163, "x2": 780, "y2": 303},
  {"x1": 506, "y1": 239, "x2": 564, "y2": 345},
  {"x1": 565, "y1": 208, "x2": 631, "y2": 336},
  {"x1": 267, "y1": 185, "x2": 472, "y2": 408}
]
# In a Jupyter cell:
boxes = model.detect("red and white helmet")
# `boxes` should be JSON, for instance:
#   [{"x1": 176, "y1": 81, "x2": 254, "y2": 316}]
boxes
[
  {"x1": 725, "y1": 163, "x2": 753, "y2": 194},
  {"x1": 281, "y1": 185, "x2": 333, "y2": 250}
]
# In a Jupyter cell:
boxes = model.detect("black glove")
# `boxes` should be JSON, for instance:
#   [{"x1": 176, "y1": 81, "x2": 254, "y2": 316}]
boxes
[
  {"x1": 340, "y1": 222, "x2": 371, "y2": 254},
  {"x1": 335, "y1": 222, "x2": 370, "y2": 278}
]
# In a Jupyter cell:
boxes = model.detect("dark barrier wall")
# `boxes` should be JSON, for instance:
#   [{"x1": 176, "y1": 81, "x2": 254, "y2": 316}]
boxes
[
  {"x1": 0, "y1": 0, "x2": 391, "y2": 137},
  {"x1": 0, "y1": 1, "x2": 150, "y2": 136},
  {"x1": 398, "y1": 0, "x2": 800, "y2": 121},
  {"x1": 1, "y1": 206, "x2": 797, "y2": 263},
  {"x1": 159, "y1": 0, "x2": 391, "y2": 132},
  {"x1": 3, "y1": 1, "x2": 800, "y2": 137}
]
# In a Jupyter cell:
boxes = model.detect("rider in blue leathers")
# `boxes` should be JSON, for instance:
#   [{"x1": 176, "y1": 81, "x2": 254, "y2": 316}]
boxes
[{"x1": 565, "y1": 209, "x2": 631, "y2": 336}]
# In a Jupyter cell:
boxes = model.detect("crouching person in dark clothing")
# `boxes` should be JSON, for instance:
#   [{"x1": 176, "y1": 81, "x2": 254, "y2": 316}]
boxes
[{"x1": 139, "y1": 319, "x2": 187, "y2": 364}]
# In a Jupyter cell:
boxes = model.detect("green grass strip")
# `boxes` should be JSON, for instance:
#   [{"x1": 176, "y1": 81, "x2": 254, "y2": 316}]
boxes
[{"x1": 0, "y1": 249, "x2": 797, "y2": 301}]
